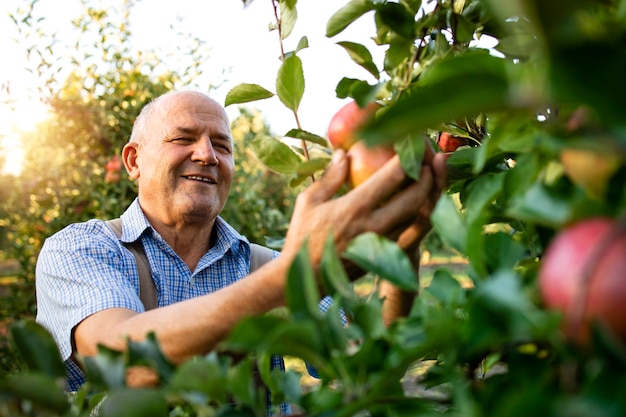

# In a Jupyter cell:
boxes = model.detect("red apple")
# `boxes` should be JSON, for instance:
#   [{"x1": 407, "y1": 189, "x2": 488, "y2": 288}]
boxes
[
  {"x1": 538, "y1": 218, "x2": 626, "y2": 346},
  {"x1": 347, "y1": 141, "x2": 396, "y2": 188},
  {"x1": 327, "y1": 100, "x2": 395, "y2": 188},
  {"x1": 437, "y1": 132, "x2": 470, "y2": 153},
  {"x1": 106, "y1": 155, "x2": 123, "y2": 172},
  {"x1": 327, "y1": 101, "x2": 381, "y2": 151}
]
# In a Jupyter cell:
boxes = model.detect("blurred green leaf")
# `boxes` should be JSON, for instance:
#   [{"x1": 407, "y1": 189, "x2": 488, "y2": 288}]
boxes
[
  {"x1": 99, "y1": 388, "x2": 168, "y2": 417},
  {"x1": 286, "y1": 242, "x2": 322, "y2": 322},
  {"x1": 250, "y1": 136, "x2": 301, "y2": 175},
  {"x1": 225, "y1": 83, "x2": 274, "y2": 106},
  {"x1": 1, "y1": 373, "x2": 70, "y2": 413},
  {"x1": 224, "y1": 314, "x2": 287, "y2": 352},
  {"x1": 343, "y1": 232, "x2": 419, "y2": 291},
  {"x1": 326, "y1": 0, "x2": 376, "y2": 37},
  {"x1": 394, "y1": 133, "x2": 426, "y2": 181},
  {"x1": 127, "y1": 332, "x2": 175, "y2": 381},
  {"x1": 83, "y1": 345, "x2": 127, "y2": 389},
  {"x1": 9, "y1": 319, "x2": 66, "y2": 379},
  {"x1": 426, "y1": 269, "x2": 466, "y2": 308},
  {"x1": 320, "y1": 235, "x2": 355, "y2": 300},
  {"x1": 169, "y1": 352, "x2": 230, "y2": 404},
  {"x1": 337, "y1": 41, "x2": 380, "y2": 79},
  {"x1": 363, "y1": 51, "x2": 512, "y2": 146},
  {"x1": 484, "y1": 231, "x2": 528, "y2": 273},
  {"x1": 432, "y1": 193, "x2": 467, "y2": 254},
  {"x1": 506, "y1": 182, "x2": 573, "y2": 227},
  {"x1": 276, "y1": 54, "x2": 305, "y2": 112}
]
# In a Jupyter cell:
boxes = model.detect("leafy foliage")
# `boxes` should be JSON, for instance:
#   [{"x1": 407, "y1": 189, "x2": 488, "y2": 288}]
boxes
[{"x1": 3, "y1": 0, "x2": 626, "y2": 416}]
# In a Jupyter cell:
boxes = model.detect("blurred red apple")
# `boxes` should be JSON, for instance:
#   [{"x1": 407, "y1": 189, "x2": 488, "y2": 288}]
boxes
[
  {"x1": 538, "y1": 217, "x2": 626, "y2": 346},
  {"x1": 437, "y1": 132, "x2": 470, "y2": 153},
  {"x1": 106, "y1": 155, "x2": 123, "y2": 172},
  {"x1": 327, "y1": 101, "x2": 381, "y2": 151}
]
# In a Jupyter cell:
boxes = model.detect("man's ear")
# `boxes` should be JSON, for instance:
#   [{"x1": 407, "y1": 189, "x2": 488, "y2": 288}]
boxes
[{"x1": 122, "y1": 143, "x2": 140, "y2": 179}]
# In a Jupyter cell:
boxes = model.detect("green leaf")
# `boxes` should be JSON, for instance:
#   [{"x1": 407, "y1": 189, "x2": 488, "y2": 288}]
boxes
[
  {"x1": 295, "y1": 157, "x2": 330, "y2": 177},
  {"x1": 351, "y1": 300, "x2": 387, "y2": 340},
  {"x1": 326, "y1": 0, "x2": 376, "y2": 37},
  {"x1": 431, "y1": 193, "x2": 467, "y2": 254},
  {"x1": 224, "y1": 314, "x2": 287, "y2": 352},
  {"x1": 286, "y1": 242, "x2": 322, "y2": 322},
  {"x1": 426, "y1": 269, "x2": 466, "y2": 308},
  {"x1": 276, "y1": 54, "x2": 305, "y2": 112},
  {"x1": 279, "y1": 0, "x2": 297, "y2": 39},
  {"x1": 452, "y1": 11, "x2": 478, "y2": 44},
  {"x1": 250, "y1": 136, "x2": 301, "y2": 175},
  {"x1": 463, "y1": 173, "x2": 505, "y2": 226},
  {"x1": 363, "y1": 51, "x2": 511, "y2": 146},
  {"x1": 169, "y1": 352, "x2": 230, "y2": 403},
  {"x1": 296, "y1": 36, "x2": 309, "y2": 52},
  {"x1": 9, "y1": 319, "x2": 66, "y2": 379},
  {"x1": 484, "y1": 232, "x2": 528, "y2": 273},
  {"x1": 337, "y1": 41, "x2": 380, "y2": 80},
  {"x1": 394, "y1": 133, "x2": 426, "y2": 181},
  {"x1": 320, "y1": 235, "x2": 355, "y2": 300},
  {"x1": 335, "y1": 77, "x2": 385, "y2": 105},
  {"x1": 99, "y1": 388, "x2": 168, "y2": 417},
  {"x1": 83, "y1": 345, "x2": 127, "y2": 389},
  {"x1": 376, "y1": 2, "x2": 415, "y2": 39},
  {"x1": 284, "y1": 128, "x2": 329, "y2": 146},
  {"x1": 1, "y1": 373, "x2": 70, "y2": 413},
  {"x1": 383, "y1": 36, "x2": 414, "y2": 71},
  {"x1": 224, "y1": 83, "x2": 274, "y2": 106},
  {"x1": 343, "y1": 232, "x2": 419, "y2": 291},
  {"x1": 506, "y1": 182, "x2": 574, "y2": 228}
]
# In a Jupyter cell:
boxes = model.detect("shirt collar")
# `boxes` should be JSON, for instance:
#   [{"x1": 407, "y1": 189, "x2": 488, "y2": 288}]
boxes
[{"x1": 119, "y1": 198, "x2": 249, "y2": 251}]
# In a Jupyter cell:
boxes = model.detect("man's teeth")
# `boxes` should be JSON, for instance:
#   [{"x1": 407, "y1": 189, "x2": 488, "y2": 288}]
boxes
[{"x1": 187, "y1": 175, "x2": 212, "y2": 183}]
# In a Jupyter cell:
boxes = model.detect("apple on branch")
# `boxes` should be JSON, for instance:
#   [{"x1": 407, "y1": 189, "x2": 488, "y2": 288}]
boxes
[
  {"x1": 538, "y1": 217, "x2": 626, "y2": 347},
  {"x1": 327, "y1": 100, "x2": 395, "y2": 187}
]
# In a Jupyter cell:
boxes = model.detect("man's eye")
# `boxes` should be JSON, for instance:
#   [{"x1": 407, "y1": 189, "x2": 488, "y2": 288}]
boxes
[
  {"x1": 173, "y1": 137, "x2": 193, "y2": 143},
  {"x1": 213, "y1": 143, "x2": 232, "y2": 153}
]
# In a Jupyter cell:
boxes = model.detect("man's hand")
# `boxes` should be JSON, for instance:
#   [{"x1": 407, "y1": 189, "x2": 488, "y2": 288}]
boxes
[{"x1": 282, "y1": 146, "x2": 443, "y2": 276}]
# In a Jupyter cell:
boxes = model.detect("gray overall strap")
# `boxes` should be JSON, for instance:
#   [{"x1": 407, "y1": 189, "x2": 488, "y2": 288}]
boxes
[
  {"x1": 105, "y1": 218, "x2": 158, "y2": 311},
  {"x1": 106, "y1": 218, "x2": 274, "y2": 310},
  {"x1": 249, "y1": 243, "x2": 275, "y2": 272}
]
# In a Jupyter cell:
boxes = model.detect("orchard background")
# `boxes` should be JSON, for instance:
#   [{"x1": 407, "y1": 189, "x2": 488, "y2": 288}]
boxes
[{"x1": 2, "y1": 1, "x2": 626, "y2": 416}]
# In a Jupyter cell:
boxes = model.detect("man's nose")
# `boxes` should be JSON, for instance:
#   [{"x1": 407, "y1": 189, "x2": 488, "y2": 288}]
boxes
[{"x1": 192, "y1": 137, "x2": 219, "y2": 166}]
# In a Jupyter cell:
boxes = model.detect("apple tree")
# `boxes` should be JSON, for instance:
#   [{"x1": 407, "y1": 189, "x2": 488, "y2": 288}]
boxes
[
  {"x1": 224, "y1": 0, "x2": 626, "y2": 415},
  {"x1": 3, "y1": 0, "x2": 626, "y2": 416}
]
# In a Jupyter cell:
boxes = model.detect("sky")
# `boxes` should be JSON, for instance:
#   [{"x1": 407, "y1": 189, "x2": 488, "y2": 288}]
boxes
[{"x1": 0, "y1": 0, "x2": 382, "y2": 174}]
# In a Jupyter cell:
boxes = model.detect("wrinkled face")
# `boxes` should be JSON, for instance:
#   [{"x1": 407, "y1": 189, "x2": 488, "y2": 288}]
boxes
[{"x1": 125, "y1": 92, "x2": 234, "y2": 226}]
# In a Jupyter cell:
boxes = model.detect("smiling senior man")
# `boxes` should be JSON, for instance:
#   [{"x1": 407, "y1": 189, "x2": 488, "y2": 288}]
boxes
[{"x1": 35, "y1": 90, "x2": 447, "y2": 414}]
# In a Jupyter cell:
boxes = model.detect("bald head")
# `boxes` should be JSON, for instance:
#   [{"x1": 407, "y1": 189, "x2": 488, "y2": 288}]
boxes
[{"x1": 130, "y1": 91, "x2": 229, "y2": 146}]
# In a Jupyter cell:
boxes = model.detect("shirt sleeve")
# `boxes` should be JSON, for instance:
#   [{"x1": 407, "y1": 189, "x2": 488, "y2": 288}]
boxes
[{"x1": 35, "y1": 220, "x2": 145, "y2": 361}]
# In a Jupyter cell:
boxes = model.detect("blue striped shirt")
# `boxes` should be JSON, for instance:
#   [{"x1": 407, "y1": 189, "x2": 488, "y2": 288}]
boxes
[{"x1": 36, "y1": 198, "x2": 314, "y2": 415}]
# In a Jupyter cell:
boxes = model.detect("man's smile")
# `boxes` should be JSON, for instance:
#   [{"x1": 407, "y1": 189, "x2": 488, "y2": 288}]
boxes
[{"x1": 183, "y1": 175, "x2": 216, "y2": 184}]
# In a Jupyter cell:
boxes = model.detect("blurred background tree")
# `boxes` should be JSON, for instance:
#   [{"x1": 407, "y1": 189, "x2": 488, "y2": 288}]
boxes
[{"x1": 0, "y1": 0, "x2": 296, "y2": 373}]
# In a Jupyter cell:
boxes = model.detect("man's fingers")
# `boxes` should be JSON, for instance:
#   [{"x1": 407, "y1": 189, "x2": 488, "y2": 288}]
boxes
[
  {"x1": 301, "y1": 149, "x2": 349, "y2": 204},
  {"x1": 346, "y1": 153, "x2": 408, "y2": 205},
  {"x1": 370, "y1": 166, "x2": 434, "y2": 234}
]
